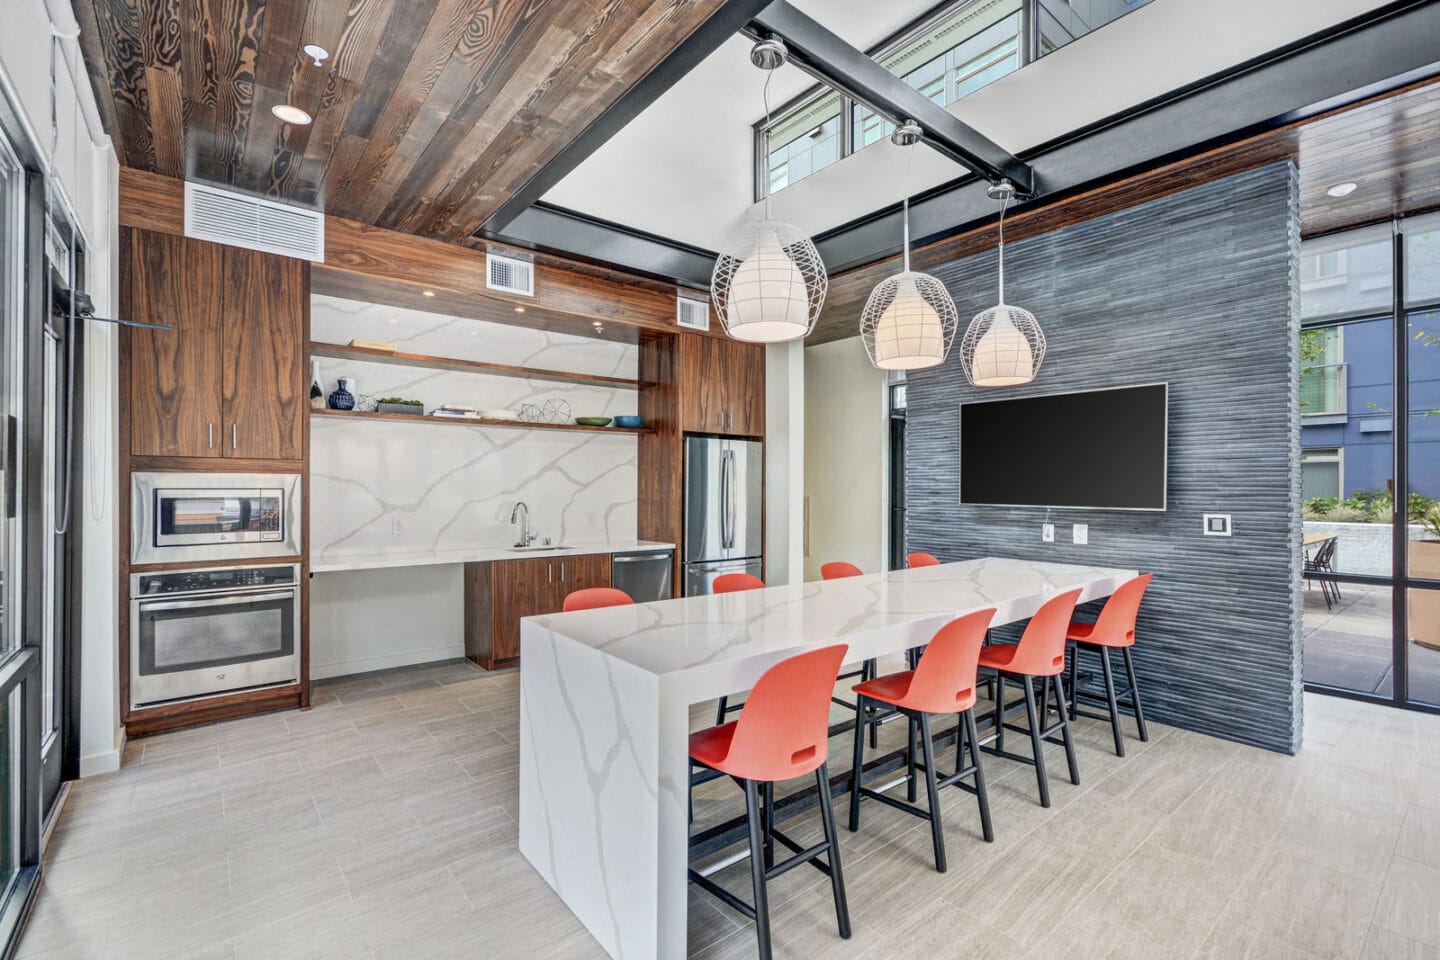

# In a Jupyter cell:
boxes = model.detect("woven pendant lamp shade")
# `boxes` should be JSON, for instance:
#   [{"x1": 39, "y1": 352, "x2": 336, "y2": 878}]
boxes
[
  {"x1": 712, "y1": 218, "x2": 827, "y2": 343},
  {"x1": 960, "y1": 181, "x2": 1045, "y2": 387}
]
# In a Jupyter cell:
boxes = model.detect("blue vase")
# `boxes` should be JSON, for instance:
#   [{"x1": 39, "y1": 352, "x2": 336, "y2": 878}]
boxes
[{"x1": 328, "y1": 383, "x2": 355, "y2": 411}]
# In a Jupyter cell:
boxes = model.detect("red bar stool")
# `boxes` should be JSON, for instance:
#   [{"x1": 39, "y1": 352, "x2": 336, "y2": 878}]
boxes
[
  {"x1": 907, "y1": 551, "x2": 941, "y2": 568},
  {"x1": 847, "y1": 608, "x2": 995, "y2": 872},
  {"x1": 1065, "y1": 574, "x2": 1153, "y2": 756},
  {"x1": 712, "y1": 573, "x2": 766, "y2": 723},
  {"x1": 820, "y1": 562, "x2": 882, "y2": 747},
  {"x1": 561, "y1": 587, "x2": 633, "y2": 612},
  {"x1": 689, "y1": 644, "x2": 852, "y2": 960},
  {"x1": 976, "y1": 588, "x2": 1083, "y2": 808}
]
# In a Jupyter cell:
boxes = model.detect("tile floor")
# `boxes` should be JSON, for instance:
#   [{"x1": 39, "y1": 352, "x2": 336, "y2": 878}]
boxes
[
  {"x1": 20, "y1": 658, "x2": 1440, "y2": 960},
  {"x1": 1303, "y1": 582, "x2": 1440, "y2": 704}
]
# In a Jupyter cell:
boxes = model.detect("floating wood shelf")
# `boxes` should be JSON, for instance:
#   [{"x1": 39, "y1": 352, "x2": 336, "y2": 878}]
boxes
[
  {"x1": 310, "y1": 408, "x2": 653, "y2": 435},
  {"x1": 309, "y1": 341, "x2": 653, "y2": 389}
]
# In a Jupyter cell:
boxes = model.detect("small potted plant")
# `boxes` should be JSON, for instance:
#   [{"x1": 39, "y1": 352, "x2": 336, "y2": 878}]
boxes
[
  {"x1": 377, "y1": 397, "x2": 424, "y2": 416},
  {"x1": 1412, "y1": 507, "x2": 1440, "y2": 651}
]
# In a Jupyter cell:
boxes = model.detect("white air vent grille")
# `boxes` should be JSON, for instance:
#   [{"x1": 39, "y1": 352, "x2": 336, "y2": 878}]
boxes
[
  {"x1": 676, "y1": 294, "x2": 710, "y2": 331},
  {"x1": 184, "y1": 182, "x2": 325, "y2": 262},
  {"x1": 486, "y1": 251, "x2": 534, "y2": 296}
]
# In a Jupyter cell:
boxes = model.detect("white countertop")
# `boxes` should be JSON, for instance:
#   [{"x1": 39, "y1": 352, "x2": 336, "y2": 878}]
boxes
[
  {"x1": 528, "y1": 556, "x2": 1138, "y2": 679},
  {"x1": 310, "y1": 539, "x2": 675, "y2": 573}
]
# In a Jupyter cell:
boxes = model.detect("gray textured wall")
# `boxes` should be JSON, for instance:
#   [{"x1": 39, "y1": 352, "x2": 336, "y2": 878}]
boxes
[{"x1": 905, "y1": 162, "x2": 1303, "y2": 753}]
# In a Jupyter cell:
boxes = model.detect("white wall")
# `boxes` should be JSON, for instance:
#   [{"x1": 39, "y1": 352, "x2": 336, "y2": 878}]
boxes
[
  {"x1": 764, "y1": 342, "x2": 805, "y2": 586},
  {"x1": 547, "y1": 0, "x2": 1399, "y2": 249},
  {"x1": 802, "y1": 339, "x2": 888, "y2": 582},
  {"x1": 1, "y1": 0, "x2": 122, "y2": 775}
]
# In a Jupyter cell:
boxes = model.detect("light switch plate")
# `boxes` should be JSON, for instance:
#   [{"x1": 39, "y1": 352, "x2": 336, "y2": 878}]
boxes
[
  {"x1": 390, "y1": 516, "x2": 404, "y2": 535},
  {"x1": 1042, "y1": 523, "x2": 1055, "y2": 543},
  {"x1": 1072, "y1": 523, "x2": 1088, "y2": 545},
  {"x1": 1203, "y1": 514, "x2": 1232, "y2": 536}
]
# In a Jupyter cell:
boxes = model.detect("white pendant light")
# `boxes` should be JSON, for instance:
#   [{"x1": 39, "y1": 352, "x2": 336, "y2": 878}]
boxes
[
  {"x1": 960, "y1": 180, "x2": 1046, "y2": 387},
  {"x1": 861, "y1": 198, "x2": 959, "y2": 370},
  {"x1": 711, "y1": 39, "x2": 827, "y2": 344},
  {"x1": 860, "y1": 121, "x2": 958, "y2": 370}
]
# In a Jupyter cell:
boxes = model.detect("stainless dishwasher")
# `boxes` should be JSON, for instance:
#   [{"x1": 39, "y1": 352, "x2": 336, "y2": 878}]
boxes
[{"x1": 611, "y1": 550, "x2": 674, "y2": 603}]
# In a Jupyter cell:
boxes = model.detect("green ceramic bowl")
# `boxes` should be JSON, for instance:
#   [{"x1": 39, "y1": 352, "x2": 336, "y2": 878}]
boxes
[{"x1": 575, "y1": 416, "x2": 613, "y2": 427}]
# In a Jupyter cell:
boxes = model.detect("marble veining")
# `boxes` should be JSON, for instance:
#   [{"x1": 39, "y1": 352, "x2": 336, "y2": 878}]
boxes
[
  {"x1": 309, "y1": 296, "x2": 641, "y2": 564},
  {"x1": 518, "y1": 558, "x2": 1137, "y2": 960}
]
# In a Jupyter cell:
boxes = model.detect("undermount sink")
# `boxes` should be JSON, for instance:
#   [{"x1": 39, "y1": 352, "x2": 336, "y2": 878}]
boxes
[{"x1": 508, "y1": 545, "x2": 576, "y2": 552}]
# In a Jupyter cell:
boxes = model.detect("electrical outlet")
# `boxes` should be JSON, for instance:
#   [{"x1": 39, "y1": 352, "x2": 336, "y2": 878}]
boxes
[
  {"x1": 1042, "y1": 523, "x2": 1055, "y2": 543},
  {"x1": 391, "y1": 516, "x2": 404, "y2": 535},
  {"x1": 1072, "y1": 523, "x2": 1088, "y2": 545}
]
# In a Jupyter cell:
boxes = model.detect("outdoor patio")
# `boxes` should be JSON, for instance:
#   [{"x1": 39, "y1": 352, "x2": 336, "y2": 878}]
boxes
[{"x1": 1304, "y1": 580, "x2": 1440, "y2": 705}]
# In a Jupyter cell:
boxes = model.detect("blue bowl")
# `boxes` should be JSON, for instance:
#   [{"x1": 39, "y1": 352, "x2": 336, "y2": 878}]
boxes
[{"x1": 613, "y1": 415, "x2": 643, "y2": 429}]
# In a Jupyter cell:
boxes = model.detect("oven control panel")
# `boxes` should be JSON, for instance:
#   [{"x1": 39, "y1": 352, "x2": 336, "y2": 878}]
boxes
[{"x1": 134, "y1": 564, "x2": 300, "y2": 596}]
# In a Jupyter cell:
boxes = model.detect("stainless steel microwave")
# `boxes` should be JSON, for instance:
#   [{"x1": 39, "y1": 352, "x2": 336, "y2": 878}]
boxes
[{"x1": 131, "y1": 472, "x2": 301, "y2": 565}]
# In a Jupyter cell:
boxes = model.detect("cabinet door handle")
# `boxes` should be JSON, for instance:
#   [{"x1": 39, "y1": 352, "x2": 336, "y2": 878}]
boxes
[
  {"x1": 547, "y1": 562, "x2": 553, "y2": 584},
  {"x1": 208, "y1": 423, "x2": 214, "y2": 449},
  {"x1": 560, "y1": 562, "x2": 566, "y2": 582},
  {"x1": 231, "y1": 424, "x2": 238, "y2": 450}
]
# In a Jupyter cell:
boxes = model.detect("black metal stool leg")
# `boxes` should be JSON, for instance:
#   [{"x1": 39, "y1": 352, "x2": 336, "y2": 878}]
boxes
[
  {"x1": 762, "y1": 781, "x2": 775, "y2": 870},
  {"x1": 964, "y1": 708, "x2": 994, "y2": 843},
  {"x1": 918, "y1": 712, "x2": 946, "y2": 872},
  {"x1": 1022, "y1": 675, "x2": 1051, "y2": 808},
  {"x1": 1052, "y1": 670, "x2": 1080, "y2": 786},
  {"x1": 1098, "y1": 645, "x2": 1124, "y2": 757},
  {"x1": 993, "y1": 673, "x2": 1006, "y2": 753},
  {"x1": 1067, "y1": 642, "x2": 1079, "y2": 721},
  {"x1": 742, "y1": 778, "x2": 772, "y2": 960},
  {"x1": 1122, "y1": 647, "x2": 1149, "y2": 742},
  {"x1": 715, "y1": 696, "x2": 728, "y2": 727},
  {"x1": 848, "y1": 695, "x2": 865, "y2": 832},
  {"x1": 906, "y1": 717, "x2": 919, "y2": 803},
  {"x1": 813, "y1": 762, "x2": 852, "y2": 939}
]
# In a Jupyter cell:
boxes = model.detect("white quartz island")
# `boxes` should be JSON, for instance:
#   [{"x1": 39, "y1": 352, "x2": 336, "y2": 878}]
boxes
[{"x1": 517, "y1": 557, "x2": 1138, "y2": 960}]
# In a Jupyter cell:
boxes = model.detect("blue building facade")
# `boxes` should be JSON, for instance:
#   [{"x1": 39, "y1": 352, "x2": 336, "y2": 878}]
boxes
[{"x1": 1299, "y1": 228, "x2": 1440, "y2": 503}]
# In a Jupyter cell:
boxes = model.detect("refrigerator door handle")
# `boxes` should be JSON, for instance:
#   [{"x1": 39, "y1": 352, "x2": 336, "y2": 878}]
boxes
[{"x1": 721, "y1": 449, "x2": 736, "y2": 550}]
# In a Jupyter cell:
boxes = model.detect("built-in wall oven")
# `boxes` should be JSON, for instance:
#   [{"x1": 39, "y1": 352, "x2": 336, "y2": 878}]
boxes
[
  {"x1": 129, "y1": 563, "x2": 300, "y2": 709},
  {"x1": 131, "y1": 472, "x2": 301, "y2": 565}
]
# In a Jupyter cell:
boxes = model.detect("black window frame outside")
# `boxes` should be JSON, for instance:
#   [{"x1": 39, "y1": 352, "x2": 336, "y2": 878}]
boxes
[{"x1": 1300, "y1": 222, "x2": 1440, "y2": 716}]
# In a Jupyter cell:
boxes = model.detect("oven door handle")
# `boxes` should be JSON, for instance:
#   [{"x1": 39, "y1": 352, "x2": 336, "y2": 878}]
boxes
[{"x1": 137, "y1": 591, "x2": 297, "y2": 612}]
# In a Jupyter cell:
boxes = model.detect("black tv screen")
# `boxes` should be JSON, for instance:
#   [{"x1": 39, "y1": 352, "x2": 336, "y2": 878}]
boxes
[{"x1": 959, "y1": 384, "x2": 1168, "y2": 511}]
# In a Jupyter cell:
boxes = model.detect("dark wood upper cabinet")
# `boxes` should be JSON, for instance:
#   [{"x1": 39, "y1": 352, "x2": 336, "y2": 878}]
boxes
[
  {"x1": 123, "y1": 229, "x2": 306, "y2": 462},
  {"x1": 220, "y1": 248, "x2": 306, "y2": 460},
  {"x1": 678, "y1": 334, "x2": 765, "y2": 437},
  {"x1": 124, "y1": 230, "x2": 224, "y2": 457}
]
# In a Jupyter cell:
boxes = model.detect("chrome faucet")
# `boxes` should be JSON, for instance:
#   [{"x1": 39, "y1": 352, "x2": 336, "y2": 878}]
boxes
[{"x1": 510, "y1": 501, "x2": 537, "y2": 547}]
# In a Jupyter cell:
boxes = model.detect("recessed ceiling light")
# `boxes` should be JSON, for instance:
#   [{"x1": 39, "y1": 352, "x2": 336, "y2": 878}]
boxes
[
  {"x1": 271, "y1": 104, "x2": 312, "y2": 125},
  {"x1": 514, "y1": 306, "x2": 526, "y2": 314},
  {"x1": 303, "y1": 44, "x2": 330, "y2": 67},
  {"x1": 421, "y1": 290, "x2": 435, "y2": 297},
  {"x1": 1326, "y1": 181, "x2": 1358, "y2": 198}
]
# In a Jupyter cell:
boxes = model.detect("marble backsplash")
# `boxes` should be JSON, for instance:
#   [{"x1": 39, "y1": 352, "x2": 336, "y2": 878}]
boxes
[{"x1": 310, "y1": 296, "x2": 639, "y2": 561}]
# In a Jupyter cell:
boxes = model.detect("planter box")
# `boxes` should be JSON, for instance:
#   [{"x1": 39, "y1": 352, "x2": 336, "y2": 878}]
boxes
[
  {"x1": 377, "y1": 403, "x2": 424, "y2": 415},
  {"x1": 1414, "y1": 540, "x2": 1440, "y2": 651}
]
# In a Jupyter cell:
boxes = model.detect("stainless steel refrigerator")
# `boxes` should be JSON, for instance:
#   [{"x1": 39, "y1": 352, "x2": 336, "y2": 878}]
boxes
[{"x1": 684, "y1": 436, "x2": 763, "y2": 596}]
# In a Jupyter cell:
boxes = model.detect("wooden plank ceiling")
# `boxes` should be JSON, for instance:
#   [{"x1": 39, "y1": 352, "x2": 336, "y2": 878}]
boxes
[{"x1": 72, "y1": 0, "x2": 725, "y2": 242}]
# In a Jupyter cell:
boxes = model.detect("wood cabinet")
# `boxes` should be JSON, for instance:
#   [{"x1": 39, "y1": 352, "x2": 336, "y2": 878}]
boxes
[
  {"x1": 678, "y1": 334, "x2": 764, "y2": 436},
  {"x1": 123, "y1": 229, "x2": 306, "y2": 461},
  {"x1": 465, "y1": 553, "x2": 612, "y2": 669}
]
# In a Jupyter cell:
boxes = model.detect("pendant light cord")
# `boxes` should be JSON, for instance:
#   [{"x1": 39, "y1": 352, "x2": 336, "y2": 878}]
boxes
[
  {"x1": 762, "y1": 69, "x2": 773, "y2": 220},
  {"x1": 997, "y1": 188, "x2": 1010, "y2": 303}
]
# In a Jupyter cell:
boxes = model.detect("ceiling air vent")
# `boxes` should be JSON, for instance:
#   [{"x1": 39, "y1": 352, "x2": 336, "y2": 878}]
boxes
[
  {"x1": 486, "y1": 250, "x2": 534, "y2": 297},
  {"x1": 184, "y1": 182, "x2": 325, "y2": 262},
  {"x1": 676, "y1": 293, "x2": 710, "y2": 332}
]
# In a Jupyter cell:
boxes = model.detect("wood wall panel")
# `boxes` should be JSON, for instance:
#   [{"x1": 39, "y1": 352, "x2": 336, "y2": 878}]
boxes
[{"x1": 221, "y1": 247, "x2": 307, "y2": 459}]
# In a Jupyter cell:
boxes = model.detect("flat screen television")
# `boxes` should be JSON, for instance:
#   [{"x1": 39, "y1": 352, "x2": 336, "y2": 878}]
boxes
[{"x1": 959, "y1": 383, "x2": 1168, "y2": 511}]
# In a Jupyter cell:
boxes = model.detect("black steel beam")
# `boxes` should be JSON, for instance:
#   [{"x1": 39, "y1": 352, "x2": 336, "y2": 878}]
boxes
[
  {"x1": 480, "y1": 0, "x2": 775, "y2": 236},
  {"x1": 742, "y1": 0, "x2": 1034, "y2": 194}
]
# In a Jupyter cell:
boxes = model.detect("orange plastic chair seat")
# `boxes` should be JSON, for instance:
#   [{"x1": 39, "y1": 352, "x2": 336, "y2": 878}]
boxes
[
  {"x1": 976, "y1": 643, "x2": 1020, "y2": 671},
  {"x1": 689, "y1": 721, "x2": 739, "y2": 770},
  {"x1": 853, "y1": 670, "x2": 979, "y2": 714},
  {"x1": 1066, "y1": 619, "x2": 1133, "y2": 647}
]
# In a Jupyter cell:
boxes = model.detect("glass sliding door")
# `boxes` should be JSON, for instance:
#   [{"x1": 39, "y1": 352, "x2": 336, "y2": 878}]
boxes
[{"x1": 1301, "y1": 213, "x2": 1440, "y2": 713}]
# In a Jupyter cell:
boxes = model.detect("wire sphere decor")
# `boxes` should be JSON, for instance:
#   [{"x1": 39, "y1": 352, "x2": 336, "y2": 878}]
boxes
[
  {"x1": 711, "y1": 218, "x2": 827, "y2": 343},
  {"x1": 860, "y1": 271, "x2": 959, "y2": 371},
  {"x1": 960, "y1": 303, "x2": 1046, "y2": 386}
]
